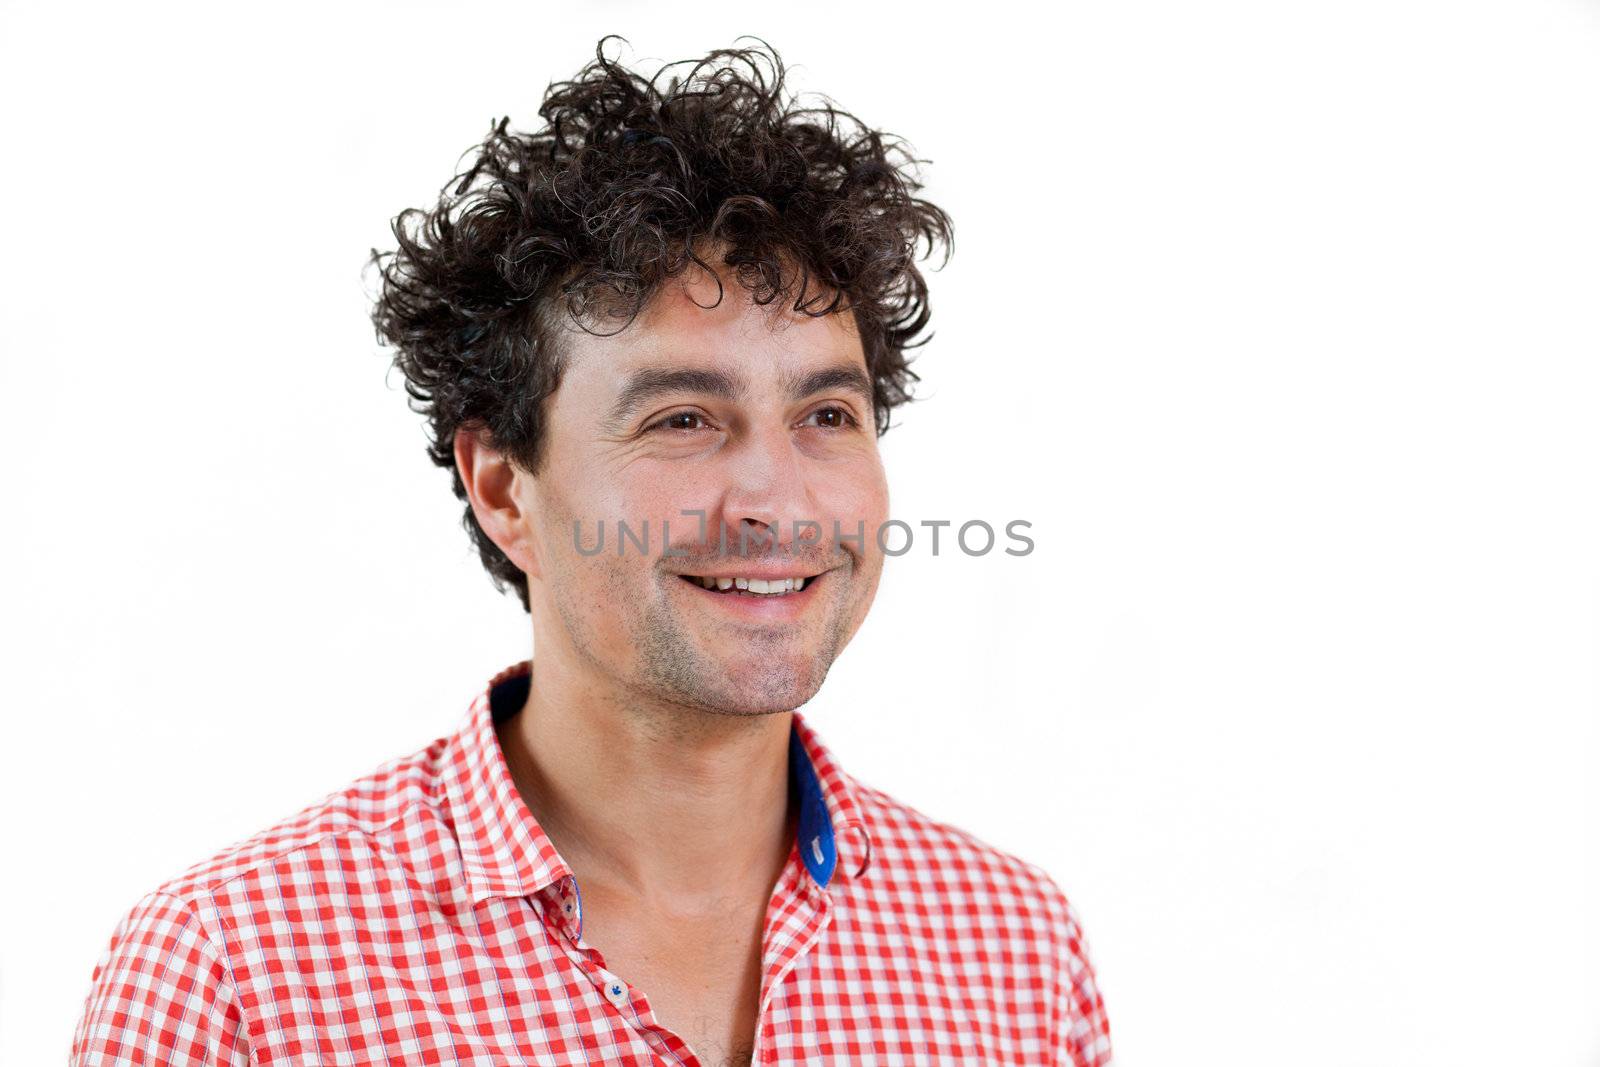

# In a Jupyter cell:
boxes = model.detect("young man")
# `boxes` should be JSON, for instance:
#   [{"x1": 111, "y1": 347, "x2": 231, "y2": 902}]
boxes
[{"x1": 71, "y1": 38, "x2": 1113, "y2": 1066}]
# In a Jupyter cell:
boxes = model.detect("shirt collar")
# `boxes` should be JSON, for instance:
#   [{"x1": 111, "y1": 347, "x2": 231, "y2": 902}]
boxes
[{"x1": 440, "y1": 659, "x2": 874, "y2": 909}]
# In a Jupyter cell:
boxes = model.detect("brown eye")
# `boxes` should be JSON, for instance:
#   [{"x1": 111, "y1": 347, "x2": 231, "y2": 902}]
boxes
[
  {"x1": 655, "y1": 411, "x2": 705, "y2": 431},
  {"x1": 808, "y1": 406, "x2": 855, "y2": 429}
]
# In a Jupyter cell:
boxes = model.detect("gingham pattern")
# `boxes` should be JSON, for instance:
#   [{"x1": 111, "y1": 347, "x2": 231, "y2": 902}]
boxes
[{"x1": 72, "y1": 659, "x2": 1113, "y2": 1065}]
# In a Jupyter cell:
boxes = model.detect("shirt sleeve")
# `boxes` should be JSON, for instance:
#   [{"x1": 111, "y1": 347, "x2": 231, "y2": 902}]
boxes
[
  {"x1": 70, "y1": 889, "x2": 252, "y2": 1066},
  {"x1": 1046, "y1": 882, "x2": 1115, "y2": 1067}
]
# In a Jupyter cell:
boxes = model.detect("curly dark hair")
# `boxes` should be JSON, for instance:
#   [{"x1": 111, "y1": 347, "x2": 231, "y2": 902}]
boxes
[{"x1": 367, "y1": 35, "x2": 954, "y2": 613}]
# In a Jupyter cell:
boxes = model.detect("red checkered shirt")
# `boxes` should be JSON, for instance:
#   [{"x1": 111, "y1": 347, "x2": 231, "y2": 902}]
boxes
[{"x1": 71, "y1": 659, "x2": 1113, "y2": 1065}]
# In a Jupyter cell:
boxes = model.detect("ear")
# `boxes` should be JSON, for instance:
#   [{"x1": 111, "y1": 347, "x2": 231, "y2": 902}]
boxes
[{"x1": 453, "y1": 424, "x2": 543, "y2": 580}]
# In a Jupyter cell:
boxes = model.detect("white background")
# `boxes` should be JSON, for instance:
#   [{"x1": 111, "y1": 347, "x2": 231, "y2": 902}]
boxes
[{"x1": 3, "y1": 1, "x2": 1596, "y2": 1063}]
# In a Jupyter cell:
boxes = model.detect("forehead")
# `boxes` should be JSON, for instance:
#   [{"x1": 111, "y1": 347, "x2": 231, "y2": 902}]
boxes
[{"x1": 558, "y1": 266, "x2": 865, "y2": 391}]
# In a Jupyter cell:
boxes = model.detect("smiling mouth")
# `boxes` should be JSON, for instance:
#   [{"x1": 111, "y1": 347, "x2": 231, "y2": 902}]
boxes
[{"x1": 676, "y1": 572, "x2": 821, "y2": 597}]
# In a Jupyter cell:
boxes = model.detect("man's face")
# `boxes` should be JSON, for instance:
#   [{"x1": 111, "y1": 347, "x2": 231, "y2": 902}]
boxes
[{"x1": 519, "y1": 262, "x2": 890, "y2": 716}]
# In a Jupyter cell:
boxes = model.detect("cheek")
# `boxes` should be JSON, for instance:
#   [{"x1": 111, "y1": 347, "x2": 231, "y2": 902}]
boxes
[
  {"x1": 540, "y1": 455, "x2": 678, "y2": 553},
  {"x1": 621, "y1": 474, "x2": 693, "y2": 523},
  {"x1": 827, "y1": 460, "x2": 890, "y2": 526},
  {"x1": 807, "y1": 461, "x2": 890, "y2": 571},
  {"x1": 591, "y1": 454, "x2": 716, "y2": 523}
]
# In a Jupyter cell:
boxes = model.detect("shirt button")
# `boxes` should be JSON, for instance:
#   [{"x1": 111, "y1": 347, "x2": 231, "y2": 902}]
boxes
[
  {"x1": 559, "y1": 878, "x2": 581, "y2": 926},
  {"x1": 597, "y1": 968, "x2": 629, "y2": 1008}
]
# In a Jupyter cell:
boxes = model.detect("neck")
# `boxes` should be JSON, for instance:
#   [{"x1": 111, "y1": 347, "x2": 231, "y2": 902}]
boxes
[{"x1": 495, "y1": 645, "x2": 798, "y2": 917}]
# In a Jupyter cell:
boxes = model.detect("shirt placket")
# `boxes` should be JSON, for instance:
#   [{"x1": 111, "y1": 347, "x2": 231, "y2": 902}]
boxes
[
  {"x1": 750, "y1": 856, "x2": 835, "y2": 1065},
  {"x1": 532, "y1": 851, "x2": 835, "y2": 1067},
  {"x1": 533, "y1": 874, "x2": 703, "y2": 1065}
]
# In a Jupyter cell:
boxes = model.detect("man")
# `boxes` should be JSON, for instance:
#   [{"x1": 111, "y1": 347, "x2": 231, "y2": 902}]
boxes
[{"x1": 71, "y1": 37, "x2": 1112, "y2": 1066}]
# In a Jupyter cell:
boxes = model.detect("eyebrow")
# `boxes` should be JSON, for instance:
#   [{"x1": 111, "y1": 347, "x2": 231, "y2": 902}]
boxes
[
  {"x1": 782, "y1": 364, "x2": 876, "y2": 411},
  {"x1": 607, "y1": 367, "x2": 743, "y2": 427},
  {"x1": 606, "y1": 361, "x2": 875, "y2": 427}
]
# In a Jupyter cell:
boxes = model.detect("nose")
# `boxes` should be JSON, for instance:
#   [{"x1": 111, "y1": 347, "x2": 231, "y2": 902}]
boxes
[{"x1": 718, "y1": 423, "x2": 813, "y2": 557}]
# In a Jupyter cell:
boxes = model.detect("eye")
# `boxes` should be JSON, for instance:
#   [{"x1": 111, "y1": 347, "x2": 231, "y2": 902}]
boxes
[
  {"x1": 648, "y1": 409, "x2": 711, "y2": 432},
  {"x1": 804, "y1": 406, "x2": 858, "y2": 430}
]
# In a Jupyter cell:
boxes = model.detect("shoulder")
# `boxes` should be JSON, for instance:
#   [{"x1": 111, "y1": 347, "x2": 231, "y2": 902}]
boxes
[
  {"x1": 73, "y1": 735, "x2": 454, "y2": 1061},
  {"x1": 147, "y1": 732, "x2": 452, "y2": 905},
  {"x1": 846, "y1": 777, "x2": 1114, "y2": 1062},
  {"x1": 86, "y1": 732, "x2": 453, "y2": 977},
  {"x1": 71, "y1": 887, "x2": 250, "y2": 1064},
  {"x1": 848, "y1": 774, "x2": 1083, "y2": 932}
]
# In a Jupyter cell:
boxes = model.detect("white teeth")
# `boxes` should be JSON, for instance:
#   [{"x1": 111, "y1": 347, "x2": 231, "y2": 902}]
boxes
[{"x1": 687, "y1": 575, "x2": 813, "y2": 595}]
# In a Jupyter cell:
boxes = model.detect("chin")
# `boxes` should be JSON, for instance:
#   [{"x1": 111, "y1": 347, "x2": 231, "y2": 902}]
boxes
[{"x1": 698, "y1": 657, "x2": 828, "y2": 715}]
